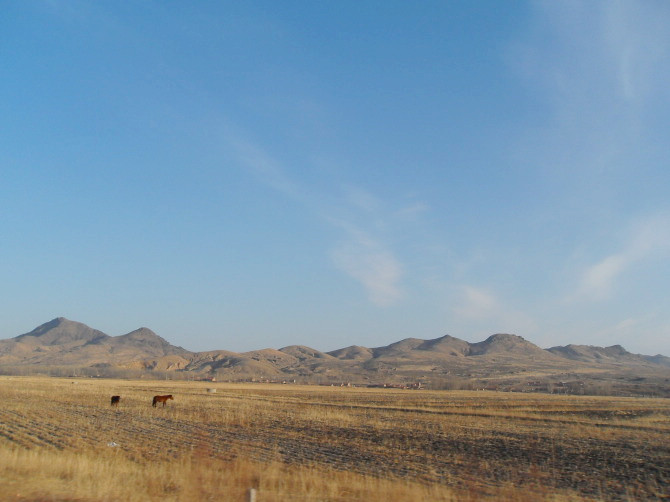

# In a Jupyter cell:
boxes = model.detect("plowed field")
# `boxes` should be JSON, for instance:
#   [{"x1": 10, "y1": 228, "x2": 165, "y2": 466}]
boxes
[{"x1": 0, "y1": 377, "x2": 668, "y2": 500}]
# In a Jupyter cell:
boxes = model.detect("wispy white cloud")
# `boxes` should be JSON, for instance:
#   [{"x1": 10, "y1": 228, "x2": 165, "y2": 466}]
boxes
[
  {"x1": 227, "y1": 134, "x2": 299, "y2": 197},
  {"x1": 506, "y1": 2, "x2": 670, "y2": 355},
  {"x1": 395, "y1": 201, "x2": 429, "y2": 221},
  {"x1": 453, "y1": 286, "x2": 499, "y2": 320},
  {"x1": 607, "y1": 317, "x2": 639, "y2": 333},
  {"x1": 588, "y1": 314, "x2": 665, "y2": 353},
  {"x1": 228, "y1": 132, "x2": 412, "y2": 307},
  {"x1": 331, "y1": 230, "x2": 403, "y2": 307},
  {"x1": 518, "y1": 1, "x2": 670, "y2": 104},
  {"x1": 601, "y1": 0, "x2": 670, "y2": 102},
  {"x1": 342, "y1": 185, "x2": 382, "y2": 214},
  {"x1": 511, "y1": 1, "x2": 670, "y2": 190},
  {"x1": 325, "y1": 188, "x2": 429, "y2": 307},
  {"x1": 453, "y1": 286, "x2": 536, "y2": 335},
  {"x1": 574, "y1": 213, "x2": 670, "y2": 301},
  {"x1": 576, "y1": 254, "x2": 627, "y2": 301}
]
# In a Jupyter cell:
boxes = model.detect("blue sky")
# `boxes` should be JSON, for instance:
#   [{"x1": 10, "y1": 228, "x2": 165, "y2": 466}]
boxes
[{"x1": 2, "y1": 1, "x2": 669, "y2": 355}]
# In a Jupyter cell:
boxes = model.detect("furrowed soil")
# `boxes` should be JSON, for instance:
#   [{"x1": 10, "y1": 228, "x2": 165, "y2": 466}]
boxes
[{"x1": 0, "y1": 376, "x2": 668, "y2": 501}]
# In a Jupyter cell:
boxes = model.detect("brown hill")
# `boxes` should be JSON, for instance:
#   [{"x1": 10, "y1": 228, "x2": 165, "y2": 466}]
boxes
[
  {"x1": 279, "y1": 345, "x2": 335, "y2": 361},
  {"x1": 546, "y1": 344, "x2": 649, "y2": 364},
  {"x1": 372, "y1": 338, "x2": 425, "y2": 358},
  {"x1": 644, "y1": 354, "x2": 670, "y2": 367},
  {"x1": 13, "y1": 318, "x2": 108, "y2": 346},
  {"x1": 183, "y1": 350, "x2": 288, "y2": 376},
  {"x1": 468, "y1": 334, "x2": 554, "y2": 357},
  {"x1": 122, "y1": 354, "x2": 191, "y2": 372},
  {"x1": 415, "y1": 335, "x2": 471, "y2": 356},
  {"x1": 327, "y1": 345, "x2": 373, "y2": 360},
  {"x1": 0, "y1": 318, "x2": 189, "y2": 368},
  {"x1": 112, "y1": 327, "x2": 178, "y2": 351}
]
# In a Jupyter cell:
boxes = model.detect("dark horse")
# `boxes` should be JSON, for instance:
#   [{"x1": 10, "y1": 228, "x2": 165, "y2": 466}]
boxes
[
  {"x1": 110, "y1": 395, "x2": 121, "y2": 407},
  {"x1": 152, "y1": 395, "x2": 173, "y2": 407}
]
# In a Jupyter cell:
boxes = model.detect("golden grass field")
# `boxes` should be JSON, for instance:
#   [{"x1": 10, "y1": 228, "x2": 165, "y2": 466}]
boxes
[{"x1": 0, "y1": 376, "x2": 668, "y2": 501}]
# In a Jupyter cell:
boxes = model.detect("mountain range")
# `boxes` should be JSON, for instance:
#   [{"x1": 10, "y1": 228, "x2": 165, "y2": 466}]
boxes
[{"x1": 1, "y1": 318, "x2": 668, "y2": 395}]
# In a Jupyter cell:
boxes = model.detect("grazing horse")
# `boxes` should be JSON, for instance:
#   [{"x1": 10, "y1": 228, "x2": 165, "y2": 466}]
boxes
[
  {"x1": 152, "y1": 395, "x2": 173, "y2": 407},
  {"x1": 110, "y1": 395, "x2": 121, "y2": 407}
]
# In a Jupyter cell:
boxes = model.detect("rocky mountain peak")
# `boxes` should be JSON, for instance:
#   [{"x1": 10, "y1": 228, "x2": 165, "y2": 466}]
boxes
[
  {"x1": 15, "y1": 317, "x2": 109, "y2": 346},
  {"x1": 113, "y1": 327, "x2": 187, "y2": 354},
  {"x1": 468, "y1": 333, "x2": 545, "y2": 356}
]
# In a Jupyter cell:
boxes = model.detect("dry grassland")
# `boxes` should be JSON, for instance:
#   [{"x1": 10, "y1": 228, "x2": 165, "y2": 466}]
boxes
[{"x1": 0, "y1": 376, "x2": 668, "y2": 501}]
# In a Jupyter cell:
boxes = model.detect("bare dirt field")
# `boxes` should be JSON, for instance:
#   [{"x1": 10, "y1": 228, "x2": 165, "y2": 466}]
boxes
[{"x1": 0, "y1": 376, "x2": 668, "y2": 501}]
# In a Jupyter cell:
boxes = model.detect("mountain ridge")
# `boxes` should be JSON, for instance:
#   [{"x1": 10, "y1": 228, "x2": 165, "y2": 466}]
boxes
[{"x1": 1, "y1": 318, "x2": 668, "y2": 396}]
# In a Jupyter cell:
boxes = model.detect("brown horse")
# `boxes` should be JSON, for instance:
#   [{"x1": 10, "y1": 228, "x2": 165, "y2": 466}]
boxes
[
  {"x1": 152, "y1": 395, "x2": 173, "y2": 407},
  {"x1": 110, "y1": 395, "x2": 121, "y2": 406}
]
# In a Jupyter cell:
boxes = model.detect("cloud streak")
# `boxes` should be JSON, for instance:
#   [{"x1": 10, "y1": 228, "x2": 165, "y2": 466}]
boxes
[
  {"x1": 227, "y1": 134, "x2": 299, "y2": 197},
  {"x1": 229, "y1": 133, "x2": 408, "y2": 307},
  {"x1": 511, "y1": 1, "x2": 670, "y2": 193},
  {"x1": 452, "y1": 286, "x2": 536, "y2": 336},
  {"x1": 574, "y1": 213, "x2": 670, "y2": 301},
  {"x1": 331, "y1": 232, "x2": 403, "y2": 307},
  {"x1": 506, "y1": 2, "x2": 670, "y2": 353}
]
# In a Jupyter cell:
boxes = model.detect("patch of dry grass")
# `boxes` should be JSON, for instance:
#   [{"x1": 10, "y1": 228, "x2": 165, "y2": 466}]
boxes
[
  {"x1": 0, "y1": 376, "x2": 668, "y2": 501},
  {"x1": 0, "y1": 446, "x2": 461, "y2": 502}
]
